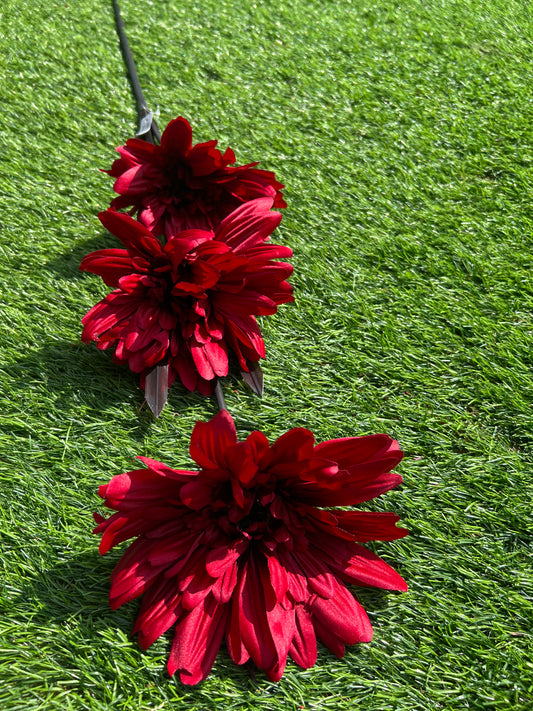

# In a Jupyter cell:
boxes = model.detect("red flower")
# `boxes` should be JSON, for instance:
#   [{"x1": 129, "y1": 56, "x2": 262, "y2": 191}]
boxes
[
  {"x1": 94, "y1": 410, "x2": 408, "y2": 685},
  {"x1": 106, "y1": 116, "x2": 286, "y2": 237},
  {"x1": 80, "y1": 198, "x2": 293, "y2": 394}
]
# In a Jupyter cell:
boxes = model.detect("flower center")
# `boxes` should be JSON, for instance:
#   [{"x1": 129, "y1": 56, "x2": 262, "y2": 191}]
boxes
[
  {"x1": 165, "y1": 161, "x2": 189, "y2": 193},
  {"x1": 238, "y1": 497, "x2": 270, "y2": 532},
  {"x1": 162, "y1": 160, "x2": 225, "y2": 212}
]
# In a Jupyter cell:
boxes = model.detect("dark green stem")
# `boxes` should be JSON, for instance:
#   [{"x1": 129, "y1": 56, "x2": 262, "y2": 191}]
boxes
[{"x1": 111, "y1": 0, "x2": 161, "y2": 143}]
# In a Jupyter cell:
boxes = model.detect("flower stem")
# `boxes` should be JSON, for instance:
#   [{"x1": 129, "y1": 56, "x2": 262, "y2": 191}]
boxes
[{"x1": 111, "y1": 0, "x2": 161, "y2": 143}]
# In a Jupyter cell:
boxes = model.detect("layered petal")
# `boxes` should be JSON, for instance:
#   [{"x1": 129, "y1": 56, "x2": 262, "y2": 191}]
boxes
[
  {"x1": 94, "y1": 411, "x2": 407, "y2": 685},
  {"x1": 106, "y1": 115, "x2": 285, "y2": 237},
  {"x1": 168, "y1": 595, "x2": 229, "y2": 685},
  {"x1": 81, "y1": 198, "x2": 292, "y2": 398}
]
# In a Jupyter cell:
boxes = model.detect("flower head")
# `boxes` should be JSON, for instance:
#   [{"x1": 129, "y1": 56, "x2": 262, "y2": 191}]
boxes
[
  {"x1": 80, "y1": 198, "x2": 293, "y2": 394},
  {"x1": 106, "y1": 116, "x2": 286, "y2": 237},
  {"x1": 94, "y1": 410, "x2": 408, "y2": 684}
]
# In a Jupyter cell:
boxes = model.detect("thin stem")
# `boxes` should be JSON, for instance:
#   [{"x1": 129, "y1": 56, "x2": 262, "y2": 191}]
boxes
[
  {"x1": 214, "y1": 379, "x2": 226, "y2": 412},
  {"x1": 111, "y1": 0, "x2": 161, "y2": 143}
]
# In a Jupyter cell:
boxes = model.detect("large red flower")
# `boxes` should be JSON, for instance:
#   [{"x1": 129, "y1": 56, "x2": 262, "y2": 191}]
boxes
[
  {"x1": 94, "y1": 410, "x2": 408, "y2": 685},
  {"x1": 80, "y1": 198, "x2": 293, "y2": 394},
  {"x1": 106, "y1": 116, "x2": 286, "y2": 237}
]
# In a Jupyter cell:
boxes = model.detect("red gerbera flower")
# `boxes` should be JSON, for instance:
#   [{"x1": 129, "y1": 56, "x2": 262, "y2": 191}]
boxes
[
  {"x1": 80, "y1": 198, "x2": 293, "y2": 394},
  {"x1": 106, "y1": 116, "x2": 286, "y2": 237},
  {"x1": 94, "y1": 410, "x2": 408, "y2": 685}
]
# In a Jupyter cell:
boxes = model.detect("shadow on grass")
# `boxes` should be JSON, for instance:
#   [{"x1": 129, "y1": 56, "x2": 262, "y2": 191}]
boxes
[
  {"x1": 353, "y1": 586, "x2": 394, "y2": 615},
  {"x1": 4, "y1": 549, "x2": 128, "y2": 630},
  {"x1": 45, "y1": 231, "x2": 124, "y2": 280},
  {"x1": 8, "y1": 338, "x2": 216, "y2": 437}
]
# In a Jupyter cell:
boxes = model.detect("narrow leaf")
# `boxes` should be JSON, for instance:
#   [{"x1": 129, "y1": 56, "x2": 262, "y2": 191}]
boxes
[
  {"x1": 214, "y1": 379, "x2": 227, "y2": 411},
  {"x1": 145, "y1": 363, "x2": 169, "y2": 418},
  {"x1": 241, "y1": 361, "x2": 263, "y2": 397}
]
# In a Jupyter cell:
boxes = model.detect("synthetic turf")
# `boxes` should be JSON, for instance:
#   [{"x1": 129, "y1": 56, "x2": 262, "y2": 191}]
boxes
[{"x1": 0, "y1": 0, "x2": 532, "y2": 708}]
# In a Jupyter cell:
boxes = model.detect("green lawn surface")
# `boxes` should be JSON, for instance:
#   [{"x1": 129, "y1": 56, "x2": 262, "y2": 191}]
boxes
[{"x1": 1, "y1": 0, "x2": 532, "y2": 709}]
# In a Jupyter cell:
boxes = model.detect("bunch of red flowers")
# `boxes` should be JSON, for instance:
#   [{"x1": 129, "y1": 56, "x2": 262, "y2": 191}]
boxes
[
  {"x1": 81, "y1": 117, "x2": 291, "y2": 398},
  {"x1": 81, "y1": 113, "x2": 408, "y2": 685}
]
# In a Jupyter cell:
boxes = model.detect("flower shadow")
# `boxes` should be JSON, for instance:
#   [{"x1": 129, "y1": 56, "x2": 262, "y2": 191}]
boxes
[
  {"x1": 5, "y1": 549, "x2": 126, "y2": 631},
  {"x1": 8, "y1": 338, "x2": 212, "y2": 440},
  {"x1": 45, "y1": 230, "x2": 123, "y2": 280},
  {"x1": 353, "y1": 586, "x2": 396, "y2": 614}
]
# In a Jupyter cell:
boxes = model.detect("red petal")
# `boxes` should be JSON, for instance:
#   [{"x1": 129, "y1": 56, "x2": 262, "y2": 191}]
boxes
[
  {"x1": 215, "y1": 289, "x2": 278, "y2": 316},
  {"x1": 180, "y1": 481, "x2": 214, "y2": 510},
  {"x1": 147, "y1": 534, "x2": 197, "y2": 567},
  {"x1": 160, "y1": 116, "x2": 193, "y2": 156},
  {"x1": 99, "y1": 209, "x2": 165, "y2": 258},
  {"x1": 212, "y1": 561, "x2": 239, "y2": 603},
  {"x1": 205, "y1": 545, "x2": 245, "y2": 581},
  {"x1": 312, "y1": 579, "x2": 373, "y2": 651},
  {"x1": 334, "y1": 511, "x2": 409, "y2": 542},
  {"x1": 289, "y1": 605, "x2": 317, "y2": 669},
  {"x1": 274, "y1": 549, "x2": 309, "y2": 604},
  {"x1": 108, "y1": 539, "x2": 164, "y2": 609},
  {"x1": 164, "y1": 230, "x2": 213, "y2": 266},
  {"x1": 181, "y1": 566, "x2": 217, "y2": 610},
  {"x1": 244, "y1": 243, "x2": 293, "y2": 260},
  {"x1": 237, "y1": 556, "x2": 280, "y2": 676},
  {"x1": 133, "y1": 578, "x2": 182, "y2": 649},
  {"x1": 97, "y1": 511, "x2": 148, "y2": 554},
  {"x1": 230, "y1": 167, "x2": 284, "y2": 204},
  {"x1": 264, "y1": 601, "x2": 294, "y2": 681},
  {"x1": 289, "y1": 548, "x2": 336, "y2": 599},
  {"x1": 167, "y1": 595, "x2": 228, "y2": 685},
  {"x1": 135, "y1": 456, "x2": 197, "y2": 481},
  {"x1": 223, "y1": 314, "x2": 266, "y2": 359},
  {"x1": 270, "y1": 427, "x2": 316, "y2": 466},
  {"x1": 171, "y1": 352, "x2": 199, "y2": 392},
  {"x1": 245, "y1": 429, "x2": 271, "y2": 464},
  {"x1": 314, "y1": 434, "x2": 403, "y2": 469},
  {"x1": 265, "y1": 553, "x2": 289, "y2": 603},
  {"x1": 101, "y1": 469, "x2": 179, "y2": 510},
  {"x1": 189, "y1": 260, "x2": 220, "y2": 291},
  {"x1": 203, "y1": 339, "x2": 229, "y2": 377},
  {"x1": 80, "y1": 249, "x2": 134, "y2": 287},
  {"x1": 342, "y1": 545, "x2": 408, "y2": 591},
  {"x1": 189, "y1": 409, "x2": 237, "y2": 469},
  {"x1": 81, "y1": 295, "x2": 139, "y2": 341},
  {"x1": 215, "y1": 198, "x2": 281, "y2": 252},
  {"x1": 190, "y1": 343, "x2": 215, "y2": 380},
  {"x1": 292, "y1": 470, "x2": 403, "y2": 506},
  {"x1": 113, "y1": 162, "x2": 159, "y2": 196},
  {"x1": 187, "y1": 140, "x2": 223, "y2": 176},
  {"x1": 226, "y1": 569, "x2": 250, "y2": 666},
  {"x1": 313, "y1": 536, "x2": 408, "y2": 591},
  {"x1": 225, "y1": 441, "x2": 258, "y2": 485}
]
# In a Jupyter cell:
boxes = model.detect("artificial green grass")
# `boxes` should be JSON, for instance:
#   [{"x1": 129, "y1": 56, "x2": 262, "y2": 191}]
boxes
[{"x1": 1, "y1": 0, "x2": 532, "y2": 708}]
